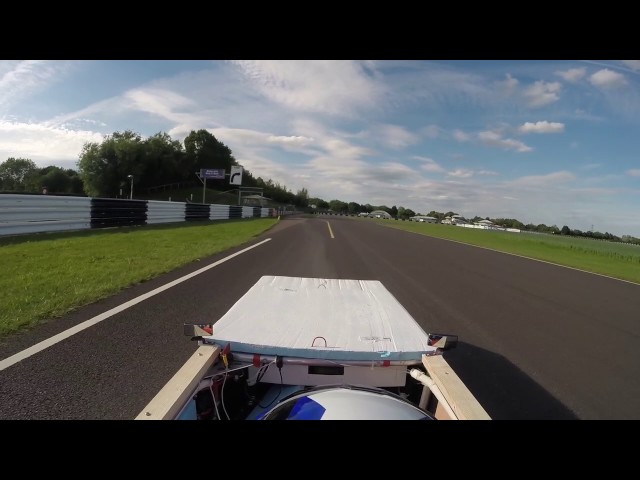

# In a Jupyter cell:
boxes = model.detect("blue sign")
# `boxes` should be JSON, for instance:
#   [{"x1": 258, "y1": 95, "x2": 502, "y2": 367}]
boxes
[{"x1": 200, "y1": 168, "x2": 225, "y2": 179}]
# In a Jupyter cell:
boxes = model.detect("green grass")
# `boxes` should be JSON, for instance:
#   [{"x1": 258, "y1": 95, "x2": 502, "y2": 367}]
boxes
[
  {"x1": 372, "y1": 219, "x2": 640, "y2": 284},
  {"x1": 0, "y1": 219, "x2": 278, "y2": 338}
]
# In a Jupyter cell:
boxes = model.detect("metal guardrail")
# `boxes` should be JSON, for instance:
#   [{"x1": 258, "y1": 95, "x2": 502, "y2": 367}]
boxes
[{"x1": 0, "y1": 194, "x2": 276, "y2": 237}]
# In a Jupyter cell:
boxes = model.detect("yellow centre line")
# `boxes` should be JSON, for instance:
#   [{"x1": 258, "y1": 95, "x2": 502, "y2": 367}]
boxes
[{"x1": 326, "y1": 221, "x2": 335, "y2": 239}]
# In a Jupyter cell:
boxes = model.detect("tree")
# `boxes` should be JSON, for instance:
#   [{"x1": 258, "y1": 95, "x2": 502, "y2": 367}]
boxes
[
  {"x1": 329, "y1": 199, "x2": 348, "y2": 213},
  {"x1": 295, "y1": 188, "x2": 309, "y2": 208},
  {"x1": 0, "y1": 158, "x2": 38, "y2": 191},
  {"x1": 561, "y1": 225, "x2": 571, "y2": 235},
  {"x1": 398, "y1": 207, "x2": 415, "y2": 219},
  {"x1": 39, "y1": 166, "x2": 71, "y2": 193},
  {"x1": 144, "y1": 132, "x2": 184, "y2": 187},
  {"x1": 308, "y1": 197, "x2": 326, "y2": 209},
  {"x1": 77, "y1": 131, "x2": 146, "y2": 197},
  {"x1": 347, "y1": 202, "x2": 361, "y2": 214},
  {"x1": 183, "y1": 130, "x2": 237, "y2": 184}
]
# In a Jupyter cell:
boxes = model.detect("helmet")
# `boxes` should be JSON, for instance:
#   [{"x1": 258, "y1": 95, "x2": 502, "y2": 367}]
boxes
[{"x1": 259, "y1": 385, "x2": 434, "y2": 420}]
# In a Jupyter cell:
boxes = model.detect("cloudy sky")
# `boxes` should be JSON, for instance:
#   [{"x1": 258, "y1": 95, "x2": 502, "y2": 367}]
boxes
[{"x1": 1, "y1": 60, "x2": 639, "y2": 236}]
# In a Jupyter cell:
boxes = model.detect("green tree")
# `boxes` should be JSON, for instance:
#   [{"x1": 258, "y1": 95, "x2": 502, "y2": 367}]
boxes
[
  {"x1": 398, "y1": 207, "x2": 415, "y2": 219},
  {"x1": 183, "y1": 130, "x2": 237, "y2": 184},
  {"x1": 0, "y1": 157, "x2": 38, "y2": 191},
  {"x1": 311, "y1": 198, "x2": 329, "y2": 210},
  {"x1": 329, "y1": 199, "x2": 348, "y2": 213},
  {"x1": 347, "y1": 202, "x2": 361, "y2": 214},
  {"x1": 144, "y1": 132, "x2": 184, "y2": 187},
  {"x1": 77, "y1": 131, "x2": 146, "y2": 197},
  {"x1": 39, "y1": 166, "x2": 71, "y2": 193},
  {"x1": 295, "y1": 188, "x2": 309, "y2": 208},
  {"x1": 560, "y1": 225, "x2": 571, "y2": 235}
]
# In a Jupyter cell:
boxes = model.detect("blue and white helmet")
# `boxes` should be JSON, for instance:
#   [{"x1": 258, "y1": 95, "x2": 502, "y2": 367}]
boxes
[{"x1": 259, "y1": 385, "x2": 434, "y2": 420}]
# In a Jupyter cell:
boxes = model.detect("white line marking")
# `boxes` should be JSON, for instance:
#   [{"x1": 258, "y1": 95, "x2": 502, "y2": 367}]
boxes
[
  {"x1": 326, "y1": 221, "x2": 335, "y2": 239},
  {"x1": 0, "y1": 238, "x2": 272, "y2": 372},
  {"x1": 382, "y1": 225, "x2": 640, "y2": 286}
]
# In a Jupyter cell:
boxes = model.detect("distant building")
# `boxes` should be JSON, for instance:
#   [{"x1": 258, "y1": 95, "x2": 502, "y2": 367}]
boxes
[
  {"x1": 410, "y1": 216, "x2": 437, "y2": 223},
  {"x1": 476, "y1": 219, "x2": 494, "y2": 226},
  {"x1": 369, "y1": 210, "x2": 392, "y2": 219},
  {"x1": 450, "y1": 214, "x2": 468, "y2": 225}
]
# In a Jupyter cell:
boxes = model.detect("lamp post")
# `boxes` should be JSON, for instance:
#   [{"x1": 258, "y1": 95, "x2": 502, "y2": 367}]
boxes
[{"x1": 127, "y1": 175, "x2": 133, "y2": 199}]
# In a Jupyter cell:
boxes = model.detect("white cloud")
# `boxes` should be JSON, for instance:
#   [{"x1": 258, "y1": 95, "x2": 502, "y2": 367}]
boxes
[
  {"x1": 523, "y1": 80, "x2": 562, "y2": 107},
  {"x1": 447, "y1": 168, "x2": 474, "y2": 178},
  {"x1": 477, "y1": 130, "x2": 533, "y2": 152},
  {"x1": 124, "y1": 88, "x2": 197, "y2": 122},
  {"x1": 452, "y1": 129, "x2": 471, "y2": 142},
  {"x1": 373, "y1": 124, "x2": 420, "y2": 149},
  {"x1": 477, "y1": 170, "x2": 499, "y2": 176},
  {"x1": 0, "y1": 60, "x2": 72, "y2": 111},
  {"x1": 496, "y1": 73, "x2": 519, "y2": 94},
  {"x1": 421, "y1": 124, "x2": 442, "y2": 139},
  {"x1": 555, "y1": 67, "x2": 586, "y2": 83},
  {"x1": 627, "y1": 169, "x2": 640, "y2": 177},
  {"x1": 621, "y1": 60, "x2": 640, "y2": 71},
  {"x1": 207, "y1": 127, "x2": 320, "y2": 157},
  {"x1": 510, "y1": 171, "x2": 575, "y2": 187},
  {"x1": 0, "y1": 120, "x2": 103, "y2": 165},
  {"x1": 413, "y1": 156, "x2": 445, "y2": 173},
  {"x1": 230, "y1": 60, "x2": 382, "y2": 116},
  {"x1": 518, "y1": 121, "x2": 565, "y2": 134},
  {"x1": 267, "y1": 135, "x2": 315, "y2": 146},
  {"x1": 589, "y1": 69, "x2": 627, "y2": 89},
  {"x1": 375, "y1": 162, "x2": 416, "y2": 180}
]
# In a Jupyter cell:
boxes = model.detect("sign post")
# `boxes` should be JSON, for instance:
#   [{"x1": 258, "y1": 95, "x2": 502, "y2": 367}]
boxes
[
  {"x1": 198, "y1": 169, "x2": 225, "y2": 204},
  {"x1": 229, "y1": 166, "x2": 243, "y2": 205}
]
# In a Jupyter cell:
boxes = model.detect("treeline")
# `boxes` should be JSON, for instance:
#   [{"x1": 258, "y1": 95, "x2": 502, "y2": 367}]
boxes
[
  {"x1": 0, "y1": 129, "x2": 311, "y2": 208},
  {"x1": 0, "y1": 158, "x2": 84, "y2": 194},
  {"x1": 310, "y1": 202, "x2": 640, "y2": 245}
]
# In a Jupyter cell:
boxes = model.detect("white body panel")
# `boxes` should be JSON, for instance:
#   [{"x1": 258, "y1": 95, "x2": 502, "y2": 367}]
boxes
[{"x1": 203, "y1": 276, "x2": 438, "y2": 362}]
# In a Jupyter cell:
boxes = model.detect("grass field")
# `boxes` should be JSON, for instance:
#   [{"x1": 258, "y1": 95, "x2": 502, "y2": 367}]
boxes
[
  {"x1": 0, "y1": 218, "x2": 278, "y2": 338},
  {"x1": 371, "y1": 218, "x2": 640, "y2": 283}
]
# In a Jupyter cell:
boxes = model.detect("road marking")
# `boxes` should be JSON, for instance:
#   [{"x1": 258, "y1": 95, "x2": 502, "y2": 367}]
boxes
[
  {"x1": 326, "y1": 221, "x2": 335, "y2": 239},
  {"x1": 0, "y1": 238, "x2": 273, "y2": 372}
]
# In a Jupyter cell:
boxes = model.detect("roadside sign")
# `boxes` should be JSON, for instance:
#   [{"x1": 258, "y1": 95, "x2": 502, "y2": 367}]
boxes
[
  {"x1": 230, "y1": 166, "x2": 243, "y2": 186},
  {"x1": 200, "y1": 168, "x2": 225, "y2": 179}
]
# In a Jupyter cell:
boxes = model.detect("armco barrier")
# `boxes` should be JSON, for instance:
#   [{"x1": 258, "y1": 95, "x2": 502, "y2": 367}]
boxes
[
  {"x1": 146, "y1": 200, "x2": 186, "y2": 225},
  {"x1": 90, "y1": 198, "x2": 147, "y2": 228},
  {"x1": 0, "y1": 194, "x2": 277, "y2": 237},
  {"x1": 0, "y1": 194, "x2": 91, "y2": 235},
  {"x1": 242, "y1": 206, "x2": 254, "y2": 218},
  {"x1": 210, "y1": 204, "x2": 230, "y2": 221}
]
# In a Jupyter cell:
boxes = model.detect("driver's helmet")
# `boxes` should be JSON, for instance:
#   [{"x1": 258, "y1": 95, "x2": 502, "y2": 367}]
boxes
[{"x1": 258, "y1": 385, "x2": 434, "y2": 420}]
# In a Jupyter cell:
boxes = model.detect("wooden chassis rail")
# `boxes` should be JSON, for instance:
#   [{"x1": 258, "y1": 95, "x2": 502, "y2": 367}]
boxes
[
  {"x1": 422, "y1": 354, "x2": 491, "y2": 420},
  {"x1": 136, "y1": 344, "x2": 220, "y2": 420}
]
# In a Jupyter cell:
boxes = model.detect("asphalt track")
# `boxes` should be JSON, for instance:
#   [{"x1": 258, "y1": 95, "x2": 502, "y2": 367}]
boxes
[{"x1": 1, "y1": 216, "x2": 639, "y2": 420}]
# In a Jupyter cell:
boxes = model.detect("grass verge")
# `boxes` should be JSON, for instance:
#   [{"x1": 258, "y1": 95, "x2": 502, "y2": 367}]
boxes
[
  {"x1": 373, "y1": 219, "x2": 640, "y2": 284},
  {"x1": 0, "y1": 219, "x2": 278, "y2": 337}
]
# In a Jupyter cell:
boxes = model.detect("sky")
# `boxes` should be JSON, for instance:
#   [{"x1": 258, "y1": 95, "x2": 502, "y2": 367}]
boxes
[{"x1": 1, "y1": 59, "x2": 639, "y2": 236}]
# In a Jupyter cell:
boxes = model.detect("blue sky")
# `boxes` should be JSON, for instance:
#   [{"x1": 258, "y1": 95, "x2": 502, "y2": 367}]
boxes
[{"x1": 1, "y1": 60, "x2": 639, "y2": 236}]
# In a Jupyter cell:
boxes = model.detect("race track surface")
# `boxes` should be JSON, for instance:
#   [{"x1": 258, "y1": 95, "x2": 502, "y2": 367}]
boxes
[{"x1": 1, "y1": 216, "x2": 639, "y2": 419}]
